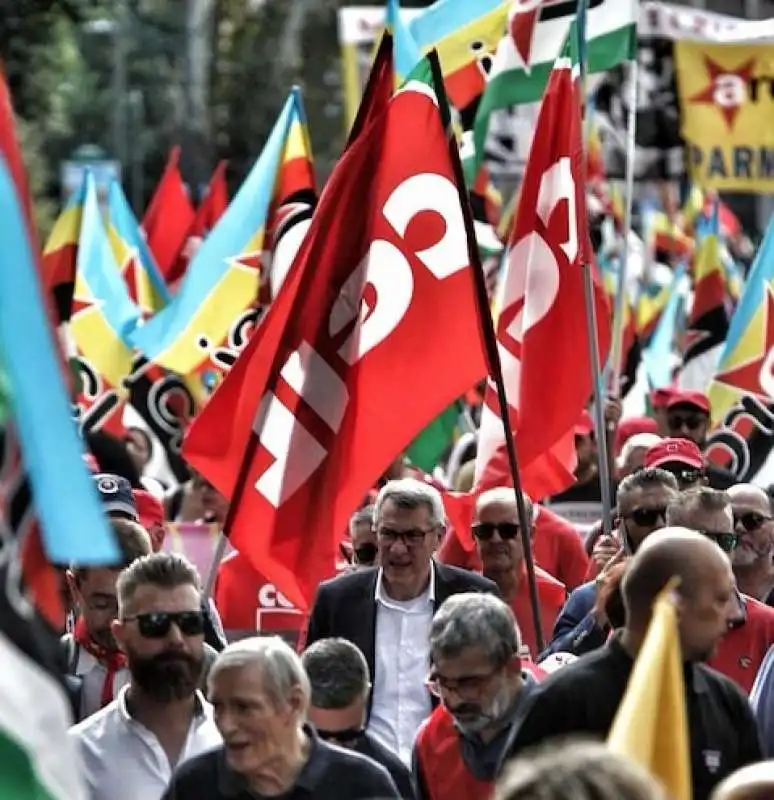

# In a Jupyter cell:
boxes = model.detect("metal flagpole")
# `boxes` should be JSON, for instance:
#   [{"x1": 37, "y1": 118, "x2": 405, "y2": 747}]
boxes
[{"x1": 607, "y1": 57, "x2": 639, "y2": 398}]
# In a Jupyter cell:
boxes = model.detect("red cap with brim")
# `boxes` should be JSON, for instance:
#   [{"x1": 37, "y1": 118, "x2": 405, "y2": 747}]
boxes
[
  {"x1": 643, "y1": 437, "x2": 705, "y2": 470},
  {"x1": 650, "y1": 388, "x2": 676, "y2": 409},
  {"x1": 665, "y1": 390, "x2": 711, "y2": 414}
]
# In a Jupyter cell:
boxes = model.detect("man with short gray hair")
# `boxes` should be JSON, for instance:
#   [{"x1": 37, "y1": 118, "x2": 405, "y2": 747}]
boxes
[
  {"x1": 302, "y1": 639, "x2": 414, "y2": 797},
  {"x1": 163, "y1": 636, "x2": 401, "y2": 799},
  {"x1": 413, "y1": 594, "x2": 542, "y2": 800},
  {"x1": 304, "y1": 477, "x2": 498, "y2": 764}
]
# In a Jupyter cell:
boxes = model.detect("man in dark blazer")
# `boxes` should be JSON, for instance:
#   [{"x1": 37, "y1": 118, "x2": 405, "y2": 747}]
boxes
[{"x1": 304, "y1": 477, "x2": 498, "y2": 765}]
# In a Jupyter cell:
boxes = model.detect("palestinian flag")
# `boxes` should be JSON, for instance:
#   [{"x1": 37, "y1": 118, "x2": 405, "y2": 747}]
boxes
[{"x1": 474, "y1": 0, "x2": 637, "y2": 167}]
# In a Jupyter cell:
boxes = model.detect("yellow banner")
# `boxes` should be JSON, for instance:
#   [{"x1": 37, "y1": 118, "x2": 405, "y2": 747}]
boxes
[{"x1": 675, "y1": 40, "x2": 774, "y2": 193}]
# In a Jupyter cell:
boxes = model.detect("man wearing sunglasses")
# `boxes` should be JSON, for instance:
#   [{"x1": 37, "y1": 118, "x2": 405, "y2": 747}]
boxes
[
  {"x1": 472, "y1": 488, "x2": 566, "y2": 660},
  {"x1": 643, "y1": 437, "x2": 708, "y2": 491},
  {"x1": 727, "y1": 484, "x2": 774, "y2": 605},
  {"x1": 666, "y1": 488, "x2": 774, "y2": 692},
  {"x1": 304, "y1": 478, "x2": 498, "y2": 765},
  {"x1": 664, "y1": 391, "x2": 735, "y2": 489},
  {"x1": 543, "y1": 468, "x2": 680, "y2": 658},
  {"x1": 70, "y1": 552, "x2": 221, "y2": 800},
  {"x1": 349, "y1": 505, "x2": 379, "y2": 569},
  {"x1": 302, "y1": 638, "x2": 414, "y2": 798}
]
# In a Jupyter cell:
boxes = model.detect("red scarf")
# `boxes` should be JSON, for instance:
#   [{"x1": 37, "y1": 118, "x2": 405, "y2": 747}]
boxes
[{"x1": 73, "y1": 617, "x2": 127, "y2": 708}]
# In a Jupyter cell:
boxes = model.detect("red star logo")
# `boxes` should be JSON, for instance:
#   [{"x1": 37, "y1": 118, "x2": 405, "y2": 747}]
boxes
[
  {"x1": 715, "y1": 284, "x2": 774, "y2": 400},
  {"x1": 509, "y1": 0, "x2": 548, "y2": 70},
  {"x1": 71, "y1": 286, "x2": 101, "y2": 318},
  {"x1": 689, "y1": 56, "x2": 755, "y2": 130}
]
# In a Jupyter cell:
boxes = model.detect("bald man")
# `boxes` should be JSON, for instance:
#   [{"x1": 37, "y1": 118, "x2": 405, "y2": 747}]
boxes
[
  {"x1": 728, "y1": 484, "x2": 774, "y2": 604},
  {"x1": 501, "y1": 529, "x2": 761, "y2": 800}
]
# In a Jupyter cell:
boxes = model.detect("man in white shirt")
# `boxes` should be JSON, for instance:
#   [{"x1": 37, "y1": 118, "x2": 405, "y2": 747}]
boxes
[
  {"x1": 304, "y1": 478, "x2": 498, "y2": 764},
  {"x1": 70, "y1": 552, "x2": 221, "y2": 800}
]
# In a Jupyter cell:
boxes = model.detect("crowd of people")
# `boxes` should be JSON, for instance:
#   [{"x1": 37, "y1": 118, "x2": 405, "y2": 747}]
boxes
[{"x1": 60, "y1": 384, "x2": 774, "y2": 799}]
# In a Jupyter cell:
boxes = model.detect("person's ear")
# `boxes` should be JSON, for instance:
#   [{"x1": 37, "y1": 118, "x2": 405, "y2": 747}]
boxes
[{"x1": 286, "y1": 685, "x2": 307, "y2": 719}]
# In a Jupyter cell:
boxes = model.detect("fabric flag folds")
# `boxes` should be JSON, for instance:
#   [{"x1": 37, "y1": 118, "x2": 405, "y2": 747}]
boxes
[
  {"x1": 476, "y1": 24, "x2": 610, "y2": 502},
  {"x1": 131, "y1": 88, "x2": 310, "y2": 381},
  {"x1": 474, "y1": 0, "x2": 637, "y2": 167},
  {"x1": 607, "y1": 584, "x2": 691, "y2": 800},
  {"x1": 184, "y1": 39, "x2": 489, "y2": 611},
  {"x1": 142, "y1": 146, "x2": 195, "y2": 284}
]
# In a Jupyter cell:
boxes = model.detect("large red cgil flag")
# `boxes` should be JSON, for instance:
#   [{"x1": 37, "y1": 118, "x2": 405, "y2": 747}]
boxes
[{"x1": 183, "y1": 38, "x2": 490, "y2": 610}]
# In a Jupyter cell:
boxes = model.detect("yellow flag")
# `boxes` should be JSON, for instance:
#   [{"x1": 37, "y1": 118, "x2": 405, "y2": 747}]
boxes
[
  {"x1": 675, "y1": 40, "x2": 774, "y2": 193},
  {"x1": 607, "y1": 583, "x2": 692, "y2": 800}
]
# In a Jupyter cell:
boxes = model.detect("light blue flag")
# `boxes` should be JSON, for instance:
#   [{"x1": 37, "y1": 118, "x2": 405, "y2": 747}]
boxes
[
  {"x1": 0, "y1": 161, "x2": 118, "y2": 565},
  {"x1": 129, "y1": 89, "x2": 299, "y2": 376},
  {"x1": 387, "y1": 0, "x2": 423, "y2": 79},
  {"x1": 106, "y1": 180, "x2": 171, "y2": 319},
  {"x1": 643, "y1": 263, "x2": 687, "y2": 390}
]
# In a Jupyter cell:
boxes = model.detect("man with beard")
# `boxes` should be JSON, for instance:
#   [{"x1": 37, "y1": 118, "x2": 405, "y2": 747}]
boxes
[
  {"x1": 728, "y1": 484, "x2": 774, "y2": 604},
  {"x1": 413, "y1": 594, "x2": 542, "y2": 800},
  {"x1": 69, "y1": 552, "x2": 221, "y2": 800},
  {"x1": 63, "y1": 517, "x2": 153, "y2": 720}
]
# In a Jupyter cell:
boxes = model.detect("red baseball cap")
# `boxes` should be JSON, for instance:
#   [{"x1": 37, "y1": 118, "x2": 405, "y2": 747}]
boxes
[
  {"x1": 649, "y1": 387, "x2": 676, "y2": 410},
  {"x1": 665, "y1": 390, "x2": 710, "y2": 414},
  {"x1": 574, "y1": 410, "x2": 594, "y2": 437},
  {"x1": 644, "y1": 438, "x2": 705, "y2": 471}
]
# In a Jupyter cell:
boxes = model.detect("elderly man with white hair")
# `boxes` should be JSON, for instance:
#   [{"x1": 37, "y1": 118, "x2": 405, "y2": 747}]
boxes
[
  {"x1": 413, "y1": 593, "x2": 544, "y2": 800},
  {"x1": 162, "y1": 636, "x2": 401, "y2": 799},
  {"x1": 304, "y1": 478, "x2": 498, "y2": 764}
]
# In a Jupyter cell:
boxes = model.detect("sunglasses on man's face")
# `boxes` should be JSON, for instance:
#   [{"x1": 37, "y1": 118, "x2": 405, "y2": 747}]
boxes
[
  {"x1": 316, "y1": 726, "x2": 365, "y2": 746},
  {"x1": 700, "y1": 531, "x2": 740, "y2": 554},
  {"x1": 471, "y1": 522, "x2": 521, "y2": 541},
  {"x1": 354, "y1": 542, "x2": 378, "y2": 565},
  {"x1": 624, "y1": 506, "x2": 667, "y2": 527},
  {"x1": 667, "y1": 414, "x2": 705, "y2": 431},
  {"x1": 123, "y1": 610, "x2": 206, "y2": 639},
  {"x1": 734, "y1": 511, "x2": 772, "y2": 532}
]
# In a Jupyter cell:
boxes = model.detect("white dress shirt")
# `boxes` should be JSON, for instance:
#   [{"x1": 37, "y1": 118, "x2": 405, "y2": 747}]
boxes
[
  {"x1": 367, "y1": 564, "x2": 434, "y2": 765},
  {"x1": 69, "y1": 685, "x2": 222, "y2": 800},
  {"x1": 74, "y1": 647, "x2": 131, "y2": 721}
]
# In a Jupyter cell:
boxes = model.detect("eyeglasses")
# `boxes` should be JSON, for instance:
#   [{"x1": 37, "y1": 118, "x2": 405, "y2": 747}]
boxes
[
  {"x1": 624, "y1": 507, "x2": 667, "y2": 527},
  {"x1": 734, "y1": 512, "x2": 772, "y2": 532},
  {"x1": 316, "y1": 726, "x2": 365, "y2": 745},
  {"x1": 354, "y1": 543, "x2": 378, "y2": 565},
  {"x1": 122, "y1": 610, "x2": 206, "y2": 639},
  {"x1": 667, "y1": 414, "x2": 705, "y2": 431},
  {"x1": 471, "y1": 522, "x2": 520, "y2": 541},
  {"x1": 426, "y1": 665, "x2": 503, "y2": 698},
  {"x1": 700, "y1": 531, "x2": 740, "y2": 554},
  {"x1": 670, "y1": 468, "x2": 704, "y2": 486},
  {"x1": 375, "y1": 527, "x2": 432, "y2": 547}
]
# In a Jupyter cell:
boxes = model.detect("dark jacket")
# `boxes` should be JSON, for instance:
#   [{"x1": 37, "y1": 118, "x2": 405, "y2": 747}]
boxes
[
  {"x1": 503, "y1": 635, "x2": 762, "y2": 800},
  {"x1": 304, "y1": 561, "x2": 499, "y2": 714},
  {"x1": 540, "y1": 581, "x2": 607, "y2": 658}
]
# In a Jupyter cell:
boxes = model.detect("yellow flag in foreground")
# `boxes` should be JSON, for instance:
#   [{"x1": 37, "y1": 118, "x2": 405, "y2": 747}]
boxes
[{"x1": 607, "y1": 582, "x2": 692, "y2": 800}]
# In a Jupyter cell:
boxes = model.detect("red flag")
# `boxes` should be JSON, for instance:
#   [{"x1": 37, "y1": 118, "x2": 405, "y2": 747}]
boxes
[
  {"x1": 475, "y1": 46, "x2": 609, "y2": 500},
  {"x1": 184, "y1": 50, "x2": 489, "y2": 610},
  {"x1": 142, "y1": 146, "x2": 195, "y2": 281}
]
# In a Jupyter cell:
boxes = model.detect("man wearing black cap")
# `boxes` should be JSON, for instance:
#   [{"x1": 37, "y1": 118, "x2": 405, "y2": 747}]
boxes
[{"x1": 664, "y1": 392, "x2": 736, "y2": 489}]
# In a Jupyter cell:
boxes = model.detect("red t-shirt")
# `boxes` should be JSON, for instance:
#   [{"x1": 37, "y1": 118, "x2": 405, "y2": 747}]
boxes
[
  {"x1": 708, "y1": 595, "x2": 774, "y2": 693},
  {"x1": 510, "y1": 565, "x2": 567, "y2": 660},
  {"x1": 213, "y1": 552, "x2": 306, "y2": 647},
  {"x1": 437, "y1": 506, "x2": 588, "y2": 590}
]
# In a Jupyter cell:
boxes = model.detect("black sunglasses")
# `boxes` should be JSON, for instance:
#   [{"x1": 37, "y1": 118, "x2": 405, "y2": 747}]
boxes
[
  {"x1": 667, "y1": 414, "x2": 705, "y2": 431},
  {"x1": 701, "y1": 531, "x2": 740, "y2": 554},
  {"x1": 316, "y1": 726, "x2": 365, "y2": 745},
  {"x1": 123, "y1": 610, "x2": 206, "y2": 639},
  {"x1": 734, "y1": 512, "x2": 772, "y2": 532},
  {"x1": 624, "y1": 507, "x2": 667, "y2": 527},
  {"x1": 471, "y1": 522, "x2": 520, "y2": 541},
  {"x1": 354, "y1": 543, "x2": 378, "y2": 565}
]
